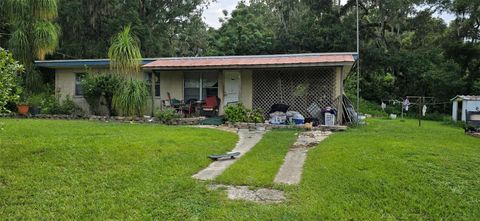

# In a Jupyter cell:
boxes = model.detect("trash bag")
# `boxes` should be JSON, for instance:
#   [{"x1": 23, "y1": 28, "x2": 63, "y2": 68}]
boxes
[
  {"x1": 268, "y1": 104, "x2": 289, "y2": 114},
  {"x1": 269, "y1": 111, "x2": 287, "y2": 125}
]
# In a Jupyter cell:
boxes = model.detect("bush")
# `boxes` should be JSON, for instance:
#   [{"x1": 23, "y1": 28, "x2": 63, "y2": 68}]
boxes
[
  {"x1": 112, "y1": 78, "x2": 149, "y2": 116},
  {"x1": 224, "y1": 103, "x2": 265, "y2": 123},
  {"x1": 245, "y1": 108, "x2": 265, "y2": 123},
  {"x1": 26, "y1": 94, "x2": 43, "y2": 107},
  {"x1": 42, "y1": 94, "x2": 84, "y2": 116},
  {"x1": 81, "y1": 73, "x2": 121, "y2": 116},
  {"x1": 0, "y1": 48, "x2": 24, "y2": 113},
  {"x1": 155, "y1": 107, "x2": 181, "y2": 122},
  {"x1": 224, "y1": 103, "x2": 247, "y2": 123}
]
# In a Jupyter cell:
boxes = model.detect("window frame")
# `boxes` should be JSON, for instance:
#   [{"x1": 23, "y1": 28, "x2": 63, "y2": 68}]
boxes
[
  {"x1": 144, "y1": 72, "x2": 161, "y2": 97},
  {"x1": 74, "y1": 73, "x2": 86, "y2": 97},
  {"x1": 183, "y1": 71, "x2": 219, "y2": 101}
]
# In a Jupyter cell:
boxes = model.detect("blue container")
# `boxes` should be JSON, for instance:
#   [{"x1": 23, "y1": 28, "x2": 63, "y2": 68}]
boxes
[{"x1": 293, "y1": 119, "x2": 304, "y2": 124}]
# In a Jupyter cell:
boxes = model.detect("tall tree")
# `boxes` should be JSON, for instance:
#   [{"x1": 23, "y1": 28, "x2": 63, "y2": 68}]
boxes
[
  {"x1": 442, "y1": 0, "x2": 480, "y2": 94},
  {"x1": 208, "y1": 1, "x2": 275, "y2": 55},
  {"x1": 56, "y1": 0, "x2": 211, "y2": 58},
  {"x1": 3, "y1": 0, "x2": 60, "y2": 92}
]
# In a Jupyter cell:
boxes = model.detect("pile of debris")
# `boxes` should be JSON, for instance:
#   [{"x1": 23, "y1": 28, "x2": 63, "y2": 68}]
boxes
[{"x1": 293, "y1": 130, "x2": 332, "y2": 148}]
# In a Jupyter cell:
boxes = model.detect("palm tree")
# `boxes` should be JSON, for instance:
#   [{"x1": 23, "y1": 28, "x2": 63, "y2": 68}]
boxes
[
  {"x1": 4, "y1": 0, "x2": 60, "y2": 92},
  {"x1": 108, "y1": 25, "x2": 142, "y2": 76},
  {"x1": 109, "y1": 25, "x2": 149, "y2": 116}
]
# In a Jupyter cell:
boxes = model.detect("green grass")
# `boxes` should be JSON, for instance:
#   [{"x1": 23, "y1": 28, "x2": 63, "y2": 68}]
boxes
[
  {"x1": 295, "y1": 119, "x2": 480, "y2": 220},
  {"x1": 0, "y1": 119, "x2": 237, "y2": 220},
  {"x1": 216, "y1": 130, "x2": 299, "y2": 187},
  {"x1": 1, "y1": 118, "x2": 480, "y2": 220}
]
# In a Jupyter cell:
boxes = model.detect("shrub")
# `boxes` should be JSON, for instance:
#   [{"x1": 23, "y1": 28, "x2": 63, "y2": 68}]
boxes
[
  {"x1": 42, "y1": 95, "x2": 84, "y2": 116},
  {"x1": 245, "y1": 108, "x2": 265, "y2": 123},
  {"x1": 224, "y1": 103, "x2": 265, "y2": 123},
  {"x1": 0, "y1": 48, "x2": 24, "y2": 113},
  {"x1": 224, "y1": 103, "x2": 247, "y2": 123},
  {"x1": 112, "y1": 78, "x2": 149, "y2": 116},
  {"x1": 81, "y1": 73, "x2": 121, "y2": 116},
  {"x1": 26, "y1": 94, "x2": 43, "y2": 107},
  {"x1": 155, "y1": 107, "x2": 181, "y2": 122}
]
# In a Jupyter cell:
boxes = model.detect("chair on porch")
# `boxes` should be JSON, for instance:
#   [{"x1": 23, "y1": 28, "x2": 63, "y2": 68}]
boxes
[
  {"x1": 162, "y1": 92, "x2": 184, "y2": 114},
  {"x1": 201, "y1": 96, "x2": 220, "y2": 117},
  {"x1": 182, "y1": 98, "x2": 198, "y2": 117}
]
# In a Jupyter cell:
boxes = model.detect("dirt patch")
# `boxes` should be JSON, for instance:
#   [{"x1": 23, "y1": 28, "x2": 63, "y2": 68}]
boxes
[
  {"x1": 209, "y1": 184, "x2": 286, "y2": 203},
  {"x1": 292, "y1": 131, "x2": 332, "y2": 148}
]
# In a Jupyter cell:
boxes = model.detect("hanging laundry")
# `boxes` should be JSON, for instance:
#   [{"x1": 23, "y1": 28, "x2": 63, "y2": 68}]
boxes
[
  {"x1": 403, "y1": 99, "x2": 410, "y2": 111},
  {"x1": 381, "y1": 102, "x2": 386, "y2": 110},
  {"x1": 422, "y1": 105, "x2": 427, "y2": 116}
]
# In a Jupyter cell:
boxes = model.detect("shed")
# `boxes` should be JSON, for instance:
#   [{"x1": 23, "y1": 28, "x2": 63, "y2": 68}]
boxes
[{"x1": 451, "y1": 95, "x2": 480, "y2": 124}]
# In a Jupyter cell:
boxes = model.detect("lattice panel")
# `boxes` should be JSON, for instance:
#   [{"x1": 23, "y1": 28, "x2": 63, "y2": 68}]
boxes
[{"x1": 252, "y1": 68, "x2": 336, "y2": 118}]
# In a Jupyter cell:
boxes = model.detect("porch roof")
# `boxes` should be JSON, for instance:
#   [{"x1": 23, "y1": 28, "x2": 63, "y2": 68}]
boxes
[{"x1": 143, "y1": 53, "x2": 357, "y2": 70}]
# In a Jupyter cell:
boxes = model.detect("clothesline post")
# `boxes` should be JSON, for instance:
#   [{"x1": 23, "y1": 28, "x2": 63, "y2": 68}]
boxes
[{"x1": 406, "y1": 96, "x2": 434, "y2": 127}]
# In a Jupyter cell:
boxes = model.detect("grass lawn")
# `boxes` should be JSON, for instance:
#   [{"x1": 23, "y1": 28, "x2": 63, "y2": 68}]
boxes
[
  {"x1": 1, "y1": 118, "x2": 480, "y2": 220},
  {"x1": 216, "y1": 130, "x2": 299, "y2": 187}
]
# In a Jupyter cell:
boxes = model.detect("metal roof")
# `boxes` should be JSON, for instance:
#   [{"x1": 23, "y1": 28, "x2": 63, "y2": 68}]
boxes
[
  {"x1": 451, "y1": 95, "x2": 480, "y2": 101},
  {"x1": 143, "y1": 53, "x2": 357, "y2": 70},
  {"x1": 35, "y1": 58, "x2": 158, "y2": 69}
]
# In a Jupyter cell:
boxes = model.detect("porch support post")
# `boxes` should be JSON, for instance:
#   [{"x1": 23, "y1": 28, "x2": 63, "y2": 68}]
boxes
[{"x1": 335, "y1": 67, "x2": 345, "y2": 125}]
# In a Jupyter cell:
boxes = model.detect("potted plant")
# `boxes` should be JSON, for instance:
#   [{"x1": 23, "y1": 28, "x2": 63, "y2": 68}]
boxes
[
  {"x1": 17, "y1": 100, "x2": 29, "y2": 116},
  {"x1": 27, "y1": 94, "x2": 43, "y2": 116}
]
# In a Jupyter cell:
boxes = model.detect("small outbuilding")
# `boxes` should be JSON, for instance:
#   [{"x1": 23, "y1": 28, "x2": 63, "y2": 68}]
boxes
[{"x1": 451, "y1": 95, "x2": 480, "y2": 125}]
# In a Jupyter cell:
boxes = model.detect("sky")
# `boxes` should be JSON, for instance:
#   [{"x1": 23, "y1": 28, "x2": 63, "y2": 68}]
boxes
[{"x1": 202, "y1": 0, "x2": 455, "y2": 29}]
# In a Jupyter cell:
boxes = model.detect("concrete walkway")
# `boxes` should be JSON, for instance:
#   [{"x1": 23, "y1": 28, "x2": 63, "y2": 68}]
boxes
[
  {"x1": 208, "y1": 184, "x2": 286, "y2": 203},
  {"x1": 274, "y1": 131, "x2": 331, "y2": 185},
  {"x1": 192, "y1": 129, "x2": 264, "y2": 180}
]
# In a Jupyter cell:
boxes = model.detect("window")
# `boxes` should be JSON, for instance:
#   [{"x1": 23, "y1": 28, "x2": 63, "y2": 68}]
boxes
[
  {"x1": 75, "y1": 73, "x2": 85, "y2": 96},
  {"x1": 184, "y1": 72, "x2": 218, "y2": 101},
  {"x1": 154, "y1": 72, "x2": 160, "y2": 97},
  {"x1": 144, "y1": 72, "x2": 161, "y2": 97}
]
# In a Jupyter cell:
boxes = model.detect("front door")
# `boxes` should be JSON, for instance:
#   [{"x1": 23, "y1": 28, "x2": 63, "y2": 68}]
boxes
[{"x1": 224, "y1": 71, "x2": 241, "y2": 106}]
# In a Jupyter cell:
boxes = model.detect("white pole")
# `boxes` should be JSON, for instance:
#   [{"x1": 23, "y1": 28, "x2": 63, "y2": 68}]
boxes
[{"x1": 356, "y1": 0, "x2": 360, "y2": 123}]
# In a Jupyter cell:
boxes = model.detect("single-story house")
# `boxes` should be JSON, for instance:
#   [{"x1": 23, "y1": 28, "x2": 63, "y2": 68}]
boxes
[
  {"x1": 451, "y1": 95, "x2": 480, "y2": 125},
  {"x1": 35, "y1": 53, "x2": 357, "y2": 124}
]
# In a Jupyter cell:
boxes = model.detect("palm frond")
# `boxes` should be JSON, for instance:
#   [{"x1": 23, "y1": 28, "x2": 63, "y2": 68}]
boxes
[
  {"x1": 33, "y1": 21, "x2": 59, "y2": 60},
  {"x1": 4, "y1": 0, "x2": 29, "y2": 21},
  {"x1": 112, "y1": 78, "x2": 149, "y2": 116},
  {"x1": 108, "y1": 25, "x2": 142, "y2": 75},
  {"x1": 32, "y1": 0, "x2": 58, "y2": 20},
  {"x1": 8, "y1": 28, "x2": 30, "y2": 63}
]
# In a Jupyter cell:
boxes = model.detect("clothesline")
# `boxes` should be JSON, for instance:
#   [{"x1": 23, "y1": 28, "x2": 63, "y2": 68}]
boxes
[{"x1": 381, "y1": 99, "x2": 451, "y2": 106}]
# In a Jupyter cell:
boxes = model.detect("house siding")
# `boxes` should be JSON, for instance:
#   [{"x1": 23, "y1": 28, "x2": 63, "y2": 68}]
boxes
[
  {"x1": 240, "y1": 70, "x2": 253, "y2": 109},
  {"x1": 55, "y1": 69, "x2": 93, "y2": 113}
]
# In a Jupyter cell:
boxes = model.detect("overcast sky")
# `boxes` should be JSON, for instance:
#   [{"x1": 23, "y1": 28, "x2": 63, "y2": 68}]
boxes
[{"x1": 202, "y1": 0, "x2": 455, "y2": 29}]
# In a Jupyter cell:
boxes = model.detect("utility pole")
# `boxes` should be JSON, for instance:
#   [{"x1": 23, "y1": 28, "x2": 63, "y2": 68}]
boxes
[{"x1": 356, "y1": 0, "x2": 360, "y2": 124}]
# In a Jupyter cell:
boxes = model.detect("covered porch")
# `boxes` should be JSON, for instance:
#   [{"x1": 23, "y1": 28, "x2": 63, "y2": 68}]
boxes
[{"x1": 143, "y1": 53, "x2": 356, "y2": 125}]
